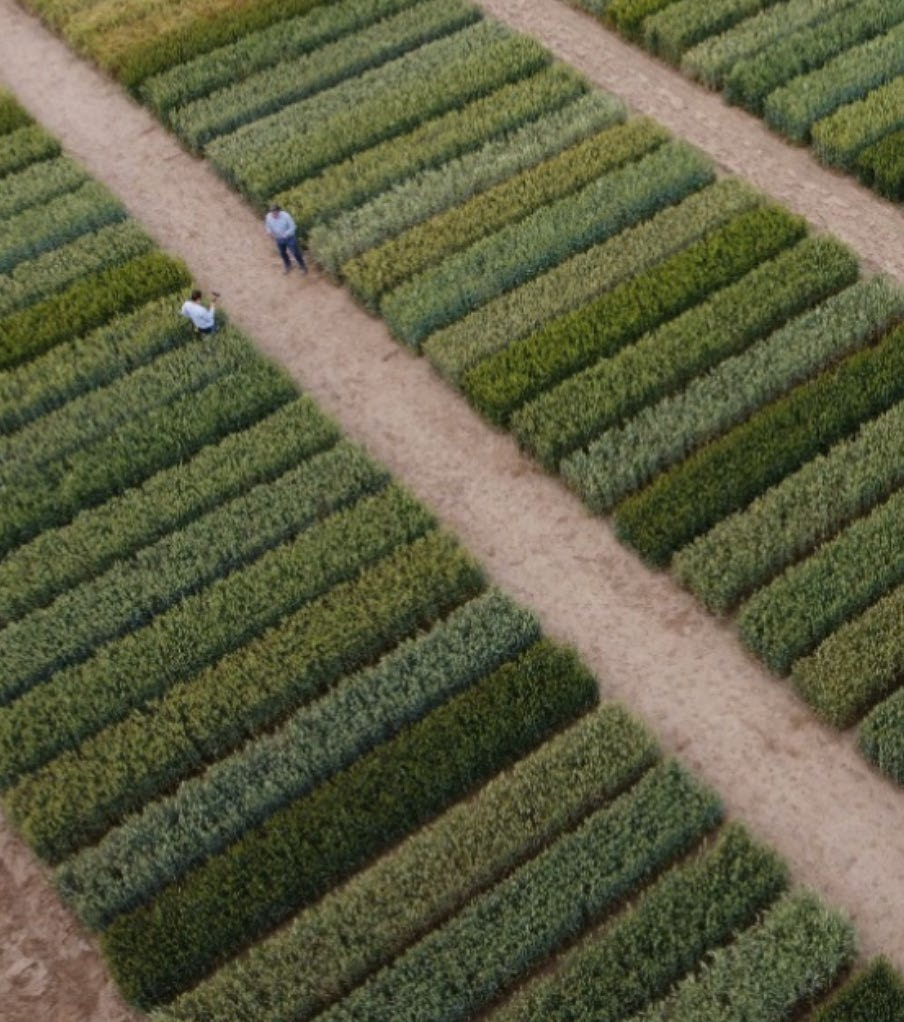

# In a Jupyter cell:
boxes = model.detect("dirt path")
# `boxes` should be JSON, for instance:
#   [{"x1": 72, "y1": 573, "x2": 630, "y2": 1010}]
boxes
[{"x1": 1, "y1": 2, "x2": 904, "y2": 1019}]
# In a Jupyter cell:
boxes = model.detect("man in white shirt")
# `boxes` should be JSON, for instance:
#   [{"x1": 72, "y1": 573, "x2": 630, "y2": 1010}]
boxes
[
  {"x1": 265, "y1": 203, "x2": 308, "y2": 275},
  {"x1": 180, "y1": 289, "x2": 218, "y2": 334}
]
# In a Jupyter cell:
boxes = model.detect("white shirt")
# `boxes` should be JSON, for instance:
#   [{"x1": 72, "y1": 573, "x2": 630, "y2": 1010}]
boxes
[
  {"x1": 180, "y1": 299, "x2": 215, "y2": 330},
  {"x1": 265, "y1": 209, "x2": 296, "y2": 240}
]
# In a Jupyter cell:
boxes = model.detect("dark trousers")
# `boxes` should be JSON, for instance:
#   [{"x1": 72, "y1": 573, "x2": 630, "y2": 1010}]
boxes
[{"x1": 276, "y1": 233, "x2": 307, "y2": 271}]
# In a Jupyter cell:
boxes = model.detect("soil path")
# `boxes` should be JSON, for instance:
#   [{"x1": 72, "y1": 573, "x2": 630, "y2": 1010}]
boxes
[{"x1": 1, "y1": 2, "x2": 904, "y2": 1020}]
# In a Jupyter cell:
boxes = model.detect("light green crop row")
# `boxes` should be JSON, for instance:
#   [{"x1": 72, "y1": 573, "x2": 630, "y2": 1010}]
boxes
[
  {"x1": 740, "y1": 487, "x2": 904, "y2": 676},
  {"x1": 0, "y1": 155, "x2": 88, "y2": 221},
  {"x1": 628, "y1": 890, "x2": 854, "y2": 1022},
  {"x1": 812, "y1": 75, "x2": 904, "y2": 169},
  {"x1": 309, "y1": 91, "x2": 621, "y2": 275},
  {"x1": 140, "y1": 0, "x2": 420, "y2": 114},
  {"x1": 101, "y1": 638, "x2": 595, "y2": 1007},
  {"x1": 643, "y1": 0, "x2": 783, "y2": 65},
  {"x1": 0, "y1": 124, "x2": 61, "y2": 178},
  {"x1": 319, "y1": 761, "x2": 720, "y2": 1022},
  {"x1": 277, "y1": 65, "x2": 585, "y2": 234},
  {"x1": 0, "y1": 219, "x2": 154, "y2": 319},
  {"x1": 209, "y1": 24, "x2": 548, "y2": 203},
  {"x1": 172, "y1": 0, "x2": 478, "y2": 149},
  {"x1": 157, "y1": 703, "x2": 656, "y2": 1022},
  {"x1": 345, "y1": 117, "x2": 667, "y2": 308},
  {"x1": 808, "y1": 958, "x2": 904, "y2": 1021},
  {"x1": 721, "y1": 0, "x2": 904, "y2": 110},
  {"x1": 764, "y1": 20, "x2": 904, "y2": 141},
  {"x1": 464, "y1": 202, "x2": 803, "y2": 426},
  {"x1": 0, "y1": 438, "x2": 383, "y2": 708},
  {"x1": 674, "y1": 396, "x2": 904, "y2": 614},
  {"x1": 0, "y1": 398, "x2": 338, "y2": 625},
  {"x1": 5, "y1": 530, "x2": 483, "y2": 866},
  {"x1": 565, "y1": 276, "x2": 904, "y2": 512},
  {"x1": 58, "y1": 589, "x2": 540, "y2": 928},
  {"x1": 0, "y1": 480, "x2": 420, "y2": 798},
  {"x1": 0, "y1": 179, "x2": 124, "y2": 274},
  {"x1": 681, "y1": 0, "x2": 860, "y2": 90},
  {"x1": 793, "y1": 580, "x2": 904, "y2": 730},
  {"x1": 0, "y1": 357, "x2": 296, "y2": 558},
  {"x1": 513, "y1": 235, "x2": 855, "y2": 473},
  {"x1": 424, "y1": 177, "x2": 762, "y2": 382},
  {"x1": 383, "y1": 139, "x2": 713, "y2": 347},
  {"x1": 489, "y1": 823, "x2": 786, "y2": 1022}
]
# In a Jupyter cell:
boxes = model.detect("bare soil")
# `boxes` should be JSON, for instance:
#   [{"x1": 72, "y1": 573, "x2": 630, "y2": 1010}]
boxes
[{"x1": 1, "y1": 2, "x2": 904, "y2": 1020}]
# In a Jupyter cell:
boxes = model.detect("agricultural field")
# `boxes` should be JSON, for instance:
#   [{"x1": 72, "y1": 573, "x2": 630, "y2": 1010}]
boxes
[
  {"x1": 571, "y1": 0, "x2": 904, "y2": 202},
  {"x1": 6, "y1": 83, "x2": 902, "y2": 1021}
]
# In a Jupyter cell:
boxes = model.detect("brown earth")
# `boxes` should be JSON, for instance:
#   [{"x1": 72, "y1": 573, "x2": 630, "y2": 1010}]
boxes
[{"x1": 1, "y1": 1, "x2": 904, "y2": 1020}]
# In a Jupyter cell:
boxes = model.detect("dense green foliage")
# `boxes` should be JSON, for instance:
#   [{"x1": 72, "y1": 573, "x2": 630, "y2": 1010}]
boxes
[
  {"x1": 0, "y1": 155, "x2": 88, "y2": 220},
  {"x1": 0, "y1": 124, "x2": 61, "y2": 178},
  {"x1": 808, "y1": 958, "x2": 904, "y2": 1021},
  {"x1": 642, "y1": 0, "x2": 783, "y2": 65},
  {"x1": 812, "y1": 75, "x2": 904, "y2": 169},
  {"x1": 860, "y1": 682, "x2": 904, "y2": 784}
]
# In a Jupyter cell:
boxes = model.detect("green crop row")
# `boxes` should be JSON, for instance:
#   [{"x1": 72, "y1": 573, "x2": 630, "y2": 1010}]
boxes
[
  {"x1": 513, "y1": 234, "x2": 856, "y2": 473},
  {"x1": 343, "y1": 117, "x2": 666, "y2": 307},
  {"x1": 793, "y1": 580, "x2": 904, "y2": 731},
  {"x1": 4, "y1": 530, "x2": 483, "y2": 863},
  {"x1": 383, "y1": 139, "x2": 713, "y2": 348},
  {"x1": 0, "y1": 124, "x2": 61, "y2": 178},
  {"x1": 140, "y1": 0, "x2": 420, "y2": 114},
  {"x1": 157, "y1": 703, "x2": 656, "y2": 1022},
  {"x1": 812, "y1": 75, "x2": 904, "y2": 170},
  {"x1": 764, "y1": 21, "x2": 904, "y2": 142},
  {"x1": 0, "y1": 294, "x2": 190, "y2": 436},
  {"x1": 0, "y1": 250, "x2": 191, "y2": 372},
  {"x1": 642, "y1": 0, "x2": 782, "y2": 64},
  {"x1": 809, "y1": 958, "x2": 904, "y2": 1021},
  {"x1": 57, "y1": 589, "x2": 540, "y2": 928},
  {"x1": 171, "y1": 0, "x2": 479, "y2": 150},
  {"x1": 100, "y1": 638, "x2": 597, "y2": 1007},
  {"x1": 319, "y1": 761, "x2": 720, "y2": 1022},
  {"x1": 856, "y1": 128, "x2": 904, "y2": 201},
  {"x1": 0, "y1": 155, "x2": 88, "y2": 221},
  {"x1": 0, "y1": 480, "x2": 422, "y2": 795},
  {"x1": 565, "y1": 276, "x2": 904, "y2": 513},
  {"x1": 424, "y1": 177, "x2": 762, "y2": 382},
  {"x1": 603, "y1": 0, "x2": 681, "y2": 40},
  {"x1": 0, "y1": 357, "x2": 296, "y2": 557},
  {"x1": 0, "y1": 219, "x2": 154, "y2": 319},
  {"x1": 721, "y1": 0, "x2": 904, "y2": 111},
  {"x1": 0, "y1": 398, "x2": 338, "y2": 624},
  {"x1": 208, "y1": 24, "x2": 548, "y2": 203},
  {"x1": 615, "y1": 311, "x2": 904, "y2": 569},
  {"x1": 0, "y1": 91, "x2": 31, "y2": 135},
  {"x1": 674, "y1": 397, "x2": 904, "y2": 614},
  {"x1": 740, "y1": 487, "x2": 904, "y2": 676},
  {"x1": 629, "y1": 890, "x2": 854, "y2": 1022},
  {"x1": 0, "y1": 179, "x2": 125, "y2": 275},
  {"x1": 276, "y1": 64, "x2": 585, "y2": 232},
  {"x1": 0, "y1": 438, "x2": 385, "y2": 708},
  {"x1": 309, "y1": 91, "x2": 622, "y2": 275},
  {"x1": 489, "y1": 823, "x2": 786, "y2": 1022},
  {"x1": 861, "y1": 681, "x2": 904, "y2": 785},
  {"x1": 681, "y1": 0, "x2": 863, "y2": 90},
  {"x1": 464, "y1": 202, "x2": 803, "y2": 426}
]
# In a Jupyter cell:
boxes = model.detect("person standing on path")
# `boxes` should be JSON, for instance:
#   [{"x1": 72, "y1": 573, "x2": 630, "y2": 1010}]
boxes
[
  {"x1": 265, "y1": 203, "x2": 308, "y2": 275},
  {"x1": 180, "y1": 289, "x2": 219, "y2": 334}
]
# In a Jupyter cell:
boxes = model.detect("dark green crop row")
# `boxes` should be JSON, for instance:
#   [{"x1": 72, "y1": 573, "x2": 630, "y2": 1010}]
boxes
[
  {"x1": 57, "y1": 588, "x2": 540, "y2": 929},
  {"x1": 0, "y1": 250, "x2": 191, "y2": 371},
  {"x1": 100, "y1": 638, "x2": 597, "y2": 1007},
  {"x1": 861, "y1": 681, "x2": 904, "y2": 785},
  {"x1": 383, "y1": 139, "x2": 713, "y2": 347},
  {"x1": 463, "y1": 201, "x2": 803, "y2": 426},
  {"x1": 812, "y1": 75, "x2": 904, "y2": 171},
  {"x1": 603, "y1": 0, "x2": 681, "y2": 41},
  {"x1": 615, "y1": 316, "x2": 904, "y2": 568},
  {"x1": 4, "y1": 530, "x2": 482, "y2": 863},
  {"x1": 0, "y1": 124, "x2": 61, "y2": 178},
  {"x1": 489, "y1": 823, "x2": 786, "y2": 1022},
  {"x1": 0, "y1": 438, "x2": 386, "y2": 708},
  {"x1": 0, "y1": 91, "x2": 31, "y2": 135},
  {"x1": 0, "y1": 398, "x2": 338, "y2": 625},
  {"x1": 808, "y1": 958, "x2": 904, "y2": 1021},
  {"x1": 158, "y1": 703, "x2": 656, "y2": 1022},
  {"x1": 0, "y1": 357, "x2": 296, "y2": 558},
  {"x1": 514, "y1": 234, "x2": 856, "y2": 473},
  {"x1": 643, "y1": 0, "x2": 785, "y2": 66},
  {"x1": 172, "y1": 0, "x2": 479, "y2": 150},
  {"x1": 0, "y1": 155, "x2": 88, "y2": 221},
  {"x1": 343, "y1": 117, "x2": 667, "y2": 307},
  {"x1": 318, "y1": 761, "x2": 720, "y2": 1022},
  {"x1": 857, "y1": 128, "x2": 904, "y2": 201}
]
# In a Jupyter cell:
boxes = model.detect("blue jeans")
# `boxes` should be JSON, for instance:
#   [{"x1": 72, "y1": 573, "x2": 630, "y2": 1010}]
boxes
[{"x1": 276, "y1": 233, "x2": 307, "y2": 271}]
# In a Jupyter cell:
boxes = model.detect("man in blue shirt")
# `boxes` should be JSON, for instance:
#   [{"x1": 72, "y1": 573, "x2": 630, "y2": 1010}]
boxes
[
  {"x1": 265, "y1": 203, "x2": 308, "y2": 275},
  {"x1": 180, "y1": 289, "x2": 218, "y2": 334}
]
